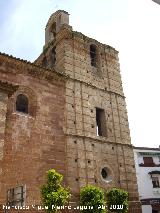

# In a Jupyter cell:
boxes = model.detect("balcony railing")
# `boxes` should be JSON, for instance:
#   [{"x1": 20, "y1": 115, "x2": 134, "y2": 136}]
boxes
[{"x1": 139, "y1": 163, "x2": 160, "y2": 167}]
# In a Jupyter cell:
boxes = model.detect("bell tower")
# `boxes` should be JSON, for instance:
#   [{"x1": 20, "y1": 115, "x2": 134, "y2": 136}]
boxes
[
  {"x1": 45, "y1": 10, "x2": 70, "y2": 46},
  {"x1": 35, "y1": 11, "x2": 142, "y2": 212}
]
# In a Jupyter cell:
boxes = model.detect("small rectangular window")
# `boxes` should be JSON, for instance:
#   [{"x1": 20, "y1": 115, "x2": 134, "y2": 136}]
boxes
[
  {"x1": 96, "y1": 108, "x2": 107, "y2": 137},
  {"x1": 152, "y1": 177, "x2": 160, "y2": 188},
  {"x1": 7, "y1": 186, "x2": 25, "y2": 207},
  {"x1": 143, "y1": 157, "x2": 154, "y2": 165}
]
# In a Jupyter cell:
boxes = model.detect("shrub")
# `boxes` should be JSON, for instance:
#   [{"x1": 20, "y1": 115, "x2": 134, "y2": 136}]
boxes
[
  {"x1": 80, "y1": 185, "x2": 106, "y2": 213},
  {"x1": 106, "y1": 188, "x2": 128, "y2": 213},
  {"x1": 41, "y1": 169, "x2": 71, "y2": 213}
]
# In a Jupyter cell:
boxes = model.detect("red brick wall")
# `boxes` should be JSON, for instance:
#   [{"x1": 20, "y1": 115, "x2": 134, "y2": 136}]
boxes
[{"x1": 0, "y1": 55, "x2": 66, "y2": 206}]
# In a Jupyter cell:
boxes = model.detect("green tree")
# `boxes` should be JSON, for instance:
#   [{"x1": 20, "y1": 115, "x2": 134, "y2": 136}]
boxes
[
  {"x1": 41, "y1": 169, "x2": 71, "y2": 213},
  {"x1": 106, "y1": 188, "x2": 128, "y2": 213},
  {"x1": 80, "y1": 185, "x2": 106, "y2": 213}
]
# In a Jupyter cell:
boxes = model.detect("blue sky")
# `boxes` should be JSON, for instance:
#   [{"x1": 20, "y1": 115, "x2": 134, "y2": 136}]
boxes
[
  {"x1": 0, "y1": 0, "x2": 160, "y2": 148},
  {"x1": 0, "y1": 0, "x2": 128, "y2": 60}
]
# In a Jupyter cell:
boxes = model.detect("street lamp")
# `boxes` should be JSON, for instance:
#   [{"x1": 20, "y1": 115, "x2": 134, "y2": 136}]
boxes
[{"x1": 152, "y1": 0, "x2": 160, "y2": 5}]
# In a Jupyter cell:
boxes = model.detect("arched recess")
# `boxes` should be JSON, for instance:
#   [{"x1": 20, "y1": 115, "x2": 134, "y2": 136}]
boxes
[{"x1": 7, "y1": 86, "x2": 37, "y2": 117}]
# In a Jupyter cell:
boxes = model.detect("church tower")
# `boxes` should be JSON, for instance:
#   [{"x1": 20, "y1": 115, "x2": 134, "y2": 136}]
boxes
[{"x1": 36, "y1": 10, "x2": 142, "y2": 213}]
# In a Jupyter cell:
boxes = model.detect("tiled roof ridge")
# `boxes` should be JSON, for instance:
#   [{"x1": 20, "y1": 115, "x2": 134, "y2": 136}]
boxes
[
  {"x1": 134, "y1": 146, "x2": 160, "y2": 151},
  {"x1": 0, "y1": 51, "x2": 65, "y2": 78}
]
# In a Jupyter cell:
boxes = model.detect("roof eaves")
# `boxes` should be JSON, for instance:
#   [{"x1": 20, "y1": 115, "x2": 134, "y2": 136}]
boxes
[{"x1": 0, "y1": 52, "x2": 66, "y2": 79}]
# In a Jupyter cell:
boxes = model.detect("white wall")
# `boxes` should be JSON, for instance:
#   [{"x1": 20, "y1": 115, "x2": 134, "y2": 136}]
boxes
[
  {"x1": 142, "y1": 205, "x2": 152, "y2": 213},
  {"x1": 134, "y1": 149, "x2": 160, "y2": 213},
  {"x1": 137, "y1": 165, "x2": 160, "y2": 198}
]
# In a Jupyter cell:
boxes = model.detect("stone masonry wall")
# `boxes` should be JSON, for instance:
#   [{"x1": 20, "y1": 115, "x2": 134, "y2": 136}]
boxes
[
  {"x1": 55, "y1": 27, "x2": 141, "y2": 212},
  {"x1": 35, "y1": 24, "x2": 142, "y2": 212}
]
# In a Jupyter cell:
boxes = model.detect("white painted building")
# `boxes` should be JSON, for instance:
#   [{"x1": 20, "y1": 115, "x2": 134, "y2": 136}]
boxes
[{"x1": 134, "y1": 147, "x2": 160, "y2": 213}]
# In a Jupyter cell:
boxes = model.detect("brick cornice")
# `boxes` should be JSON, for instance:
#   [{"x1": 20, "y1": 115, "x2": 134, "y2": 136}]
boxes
[
  {"x1": 0, "y1": 80, "x2": 19, "y2": 97},
  {"x1": 0, "y1": 52, "x2": 66, "y2": 86},
  {"x1": 65, "y1": 133, "x2": 133, "y2": 148}
]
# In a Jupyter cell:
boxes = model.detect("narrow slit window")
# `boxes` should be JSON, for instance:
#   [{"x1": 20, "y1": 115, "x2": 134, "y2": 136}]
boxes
[
  {"x1": 96, "y1": 108, "x2": 107, "y2": 137},
  {"x1": 50, "y1": 22, "x2": 56, "y2": 38},
  {"x1": 16, "y1": 94, "x2": 28, "y2": 114},
  {"x1": 51, "y1": 47, "x2": 56, "y2": 66},
  {"x1": 90, "y1": 45, "x2": 97, "y2": 67}
]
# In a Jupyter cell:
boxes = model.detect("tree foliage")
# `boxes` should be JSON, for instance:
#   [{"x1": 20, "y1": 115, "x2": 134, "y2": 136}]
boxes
[
  {"x1": 80, "y1": 185, "x2": 106, "y2": 213},
  {"x1": 106, "y1": 188, "x2": 128, "y2": 213},
  {"x1": 41, "y1": 169, "x2": 71, "y2": 213}
]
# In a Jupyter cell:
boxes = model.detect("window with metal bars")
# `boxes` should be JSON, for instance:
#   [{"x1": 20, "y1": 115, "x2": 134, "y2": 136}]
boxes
[
  {"x1": 152, "y1": 177, "x2": 160, "y2": 188},
  {"x1": 7, "y1": 186, "x2": 25, "y2": 207}
]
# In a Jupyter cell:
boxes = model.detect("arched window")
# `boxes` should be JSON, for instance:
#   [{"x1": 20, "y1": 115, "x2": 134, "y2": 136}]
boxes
[
  {"x1": 16, "y1": 94, "x2": 28, "y2": 114},
  {"x1": 90, "y1": 45, "x2": 97, "y2": 67}
]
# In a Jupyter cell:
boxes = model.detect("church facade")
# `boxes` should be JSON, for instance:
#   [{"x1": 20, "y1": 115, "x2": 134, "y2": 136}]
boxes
[{"x1": 0, "y1": 10, "x2": 141, "y2": 212}]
